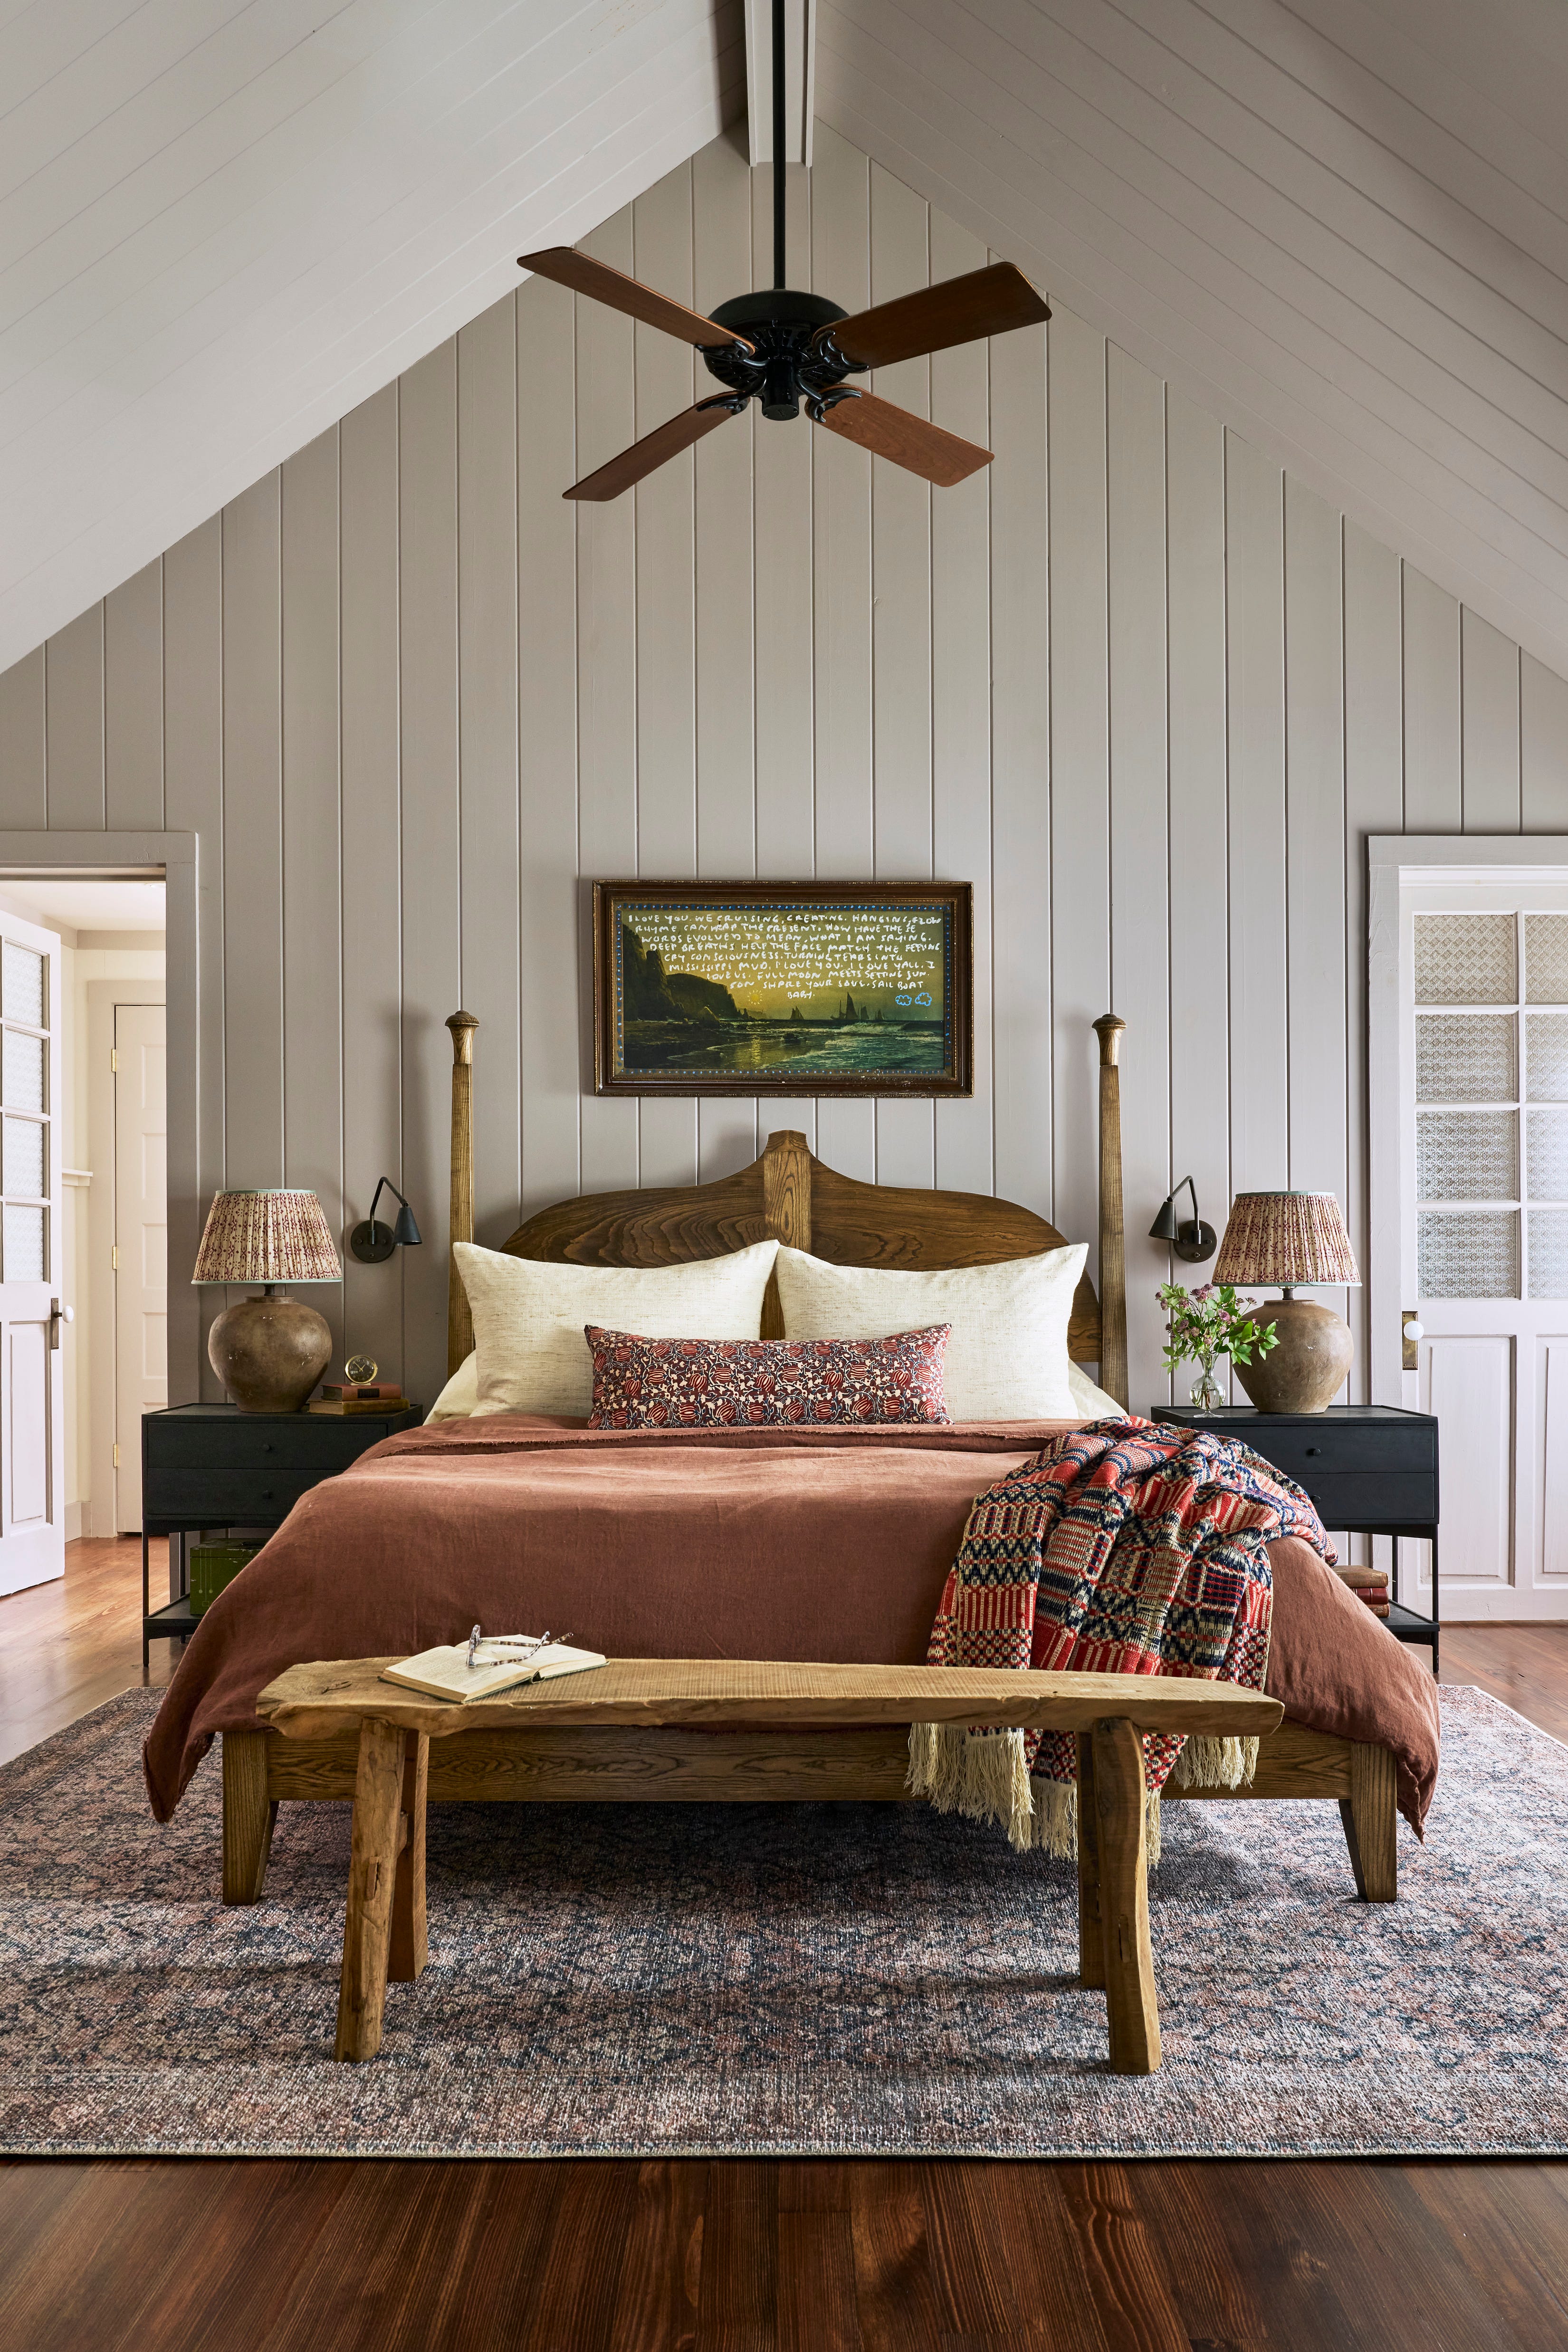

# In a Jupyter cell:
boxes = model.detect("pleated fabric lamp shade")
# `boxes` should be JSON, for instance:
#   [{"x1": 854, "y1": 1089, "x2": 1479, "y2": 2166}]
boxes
[
  {"x1": 1211, "y1": 1191, "x2": 1358, "y2": 1415},
  {"x1": 193, "y1": 1190, "x2": 340, "y2": 1412},
  {"x1": 191, "y1": 1189, "x2": 342, "y2": 1286},
  {"x1": 1213, "y1": 1193, "x2": 1360, "y2": 1293}
]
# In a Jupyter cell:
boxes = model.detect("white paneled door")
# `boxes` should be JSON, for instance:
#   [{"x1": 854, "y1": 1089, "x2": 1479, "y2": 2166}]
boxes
[
  {"x1": 0, "y1": 911, "x2": 64, "y2": 1596},
  {"x1": 114, "y1": 1003, "x2": 166, "y2": 1532},
  {"x1": 1379, "y1": 869, "x2": 1568, "y2": 1620}
]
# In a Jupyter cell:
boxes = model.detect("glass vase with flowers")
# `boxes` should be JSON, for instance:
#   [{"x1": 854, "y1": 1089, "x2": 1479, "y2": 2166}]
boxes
[{"x1": 1157, "y1": 1281, "x2": 1278, "y2": 1413}]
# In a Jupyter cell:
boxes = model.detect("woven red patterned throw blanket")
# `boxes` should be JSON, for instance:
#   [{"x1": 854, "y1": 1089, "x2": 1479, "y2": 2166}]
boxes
[{"x1": 907, "y1": 1418, "x2": 1334, "y2": 1857}]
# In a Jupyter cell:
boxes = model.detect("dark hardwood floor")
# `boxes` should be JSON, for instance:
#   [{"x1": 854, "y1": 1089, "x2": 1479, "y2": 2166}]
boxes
[{"x1": 1, "y1": 1539, "x2": 1565, "y2": 2351}]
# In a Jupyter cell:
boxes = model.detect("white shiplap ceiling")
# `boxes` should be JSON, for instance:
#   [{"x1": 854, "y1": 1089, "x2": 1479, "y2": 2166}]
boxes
[
  {"x1": 4, "y1": 0, "x2": 1568, "y2": 679},
  {"x1": 0, "y1": 0, "x2": 746, "y2": 672},
  {"x1": 814, "y1": 0, "x2": 1568, "y2": 677}
]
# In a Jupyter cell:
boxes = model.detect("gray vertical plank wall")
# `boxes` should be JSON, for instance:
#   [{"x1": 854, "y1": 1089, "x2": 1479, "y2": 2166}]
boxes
[{"x1": 1, "y1": 126, "x2": 1567, "y2": 1419}]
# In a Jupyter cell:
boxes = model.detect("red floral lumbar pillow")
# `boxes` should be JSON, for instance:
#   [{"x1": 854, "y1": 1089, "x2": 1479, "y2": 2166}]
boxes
[{"x1": 584, "y1": 1323, "x2": 952, "y2": 1428}]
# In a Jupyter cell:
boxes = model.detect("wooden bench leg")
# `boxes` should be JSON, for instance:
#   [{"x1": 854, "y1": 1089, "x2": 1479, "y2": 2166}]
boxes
[
  {"x1": 1075, "y1": 1731, "x2": 1106, "y2": 1990},
  {"x1": 221, "y1": 1730, "x2": 277, "y2": 1906},
  {"x1": 1090, "y1": 1716, "x2": 1161, "y2": 2076},
  {"x1": 1339, "y1": 1741, "x2": 1398, "y2": 1903},
  {"x1": 335, "y1": 1718, "x2": 407, "y2": 2063},
  {"x1": 388, "y1": 1731, "x2": 429, "y2": 1984}
]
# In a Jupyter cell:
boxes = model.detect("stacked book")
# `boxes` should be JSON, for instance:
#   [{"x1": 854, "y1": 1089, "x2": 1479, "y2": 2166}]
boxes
[
  {"x1": 1333, "y1": 1562, "x2": 1390, "y2": 1619},
  {"x1": 309, "y1": 1379, "x2": 410, "y2": 1417}
]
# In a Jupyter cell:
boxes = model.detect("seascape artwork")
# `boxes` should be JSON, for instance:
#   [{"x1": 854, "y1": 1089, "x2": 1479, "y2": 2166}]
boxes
[{"x1": 605, "y1": 894, "x2": 962, "y2": 1090}]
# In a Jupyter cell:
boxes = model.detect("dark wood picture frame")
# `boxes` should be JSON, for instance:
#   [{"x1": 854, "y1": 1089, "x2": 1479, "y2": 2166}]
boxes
[{"x1": 593, "y1": 880, "x2": 974, "y2": 1099}]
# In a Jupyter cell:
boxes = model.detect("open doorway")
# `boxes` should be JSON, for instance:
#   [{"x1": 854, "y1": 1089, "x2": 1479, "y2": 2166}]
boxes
[{"x1": 0, "y1": 876, "x2": 165, "y2": 1585}]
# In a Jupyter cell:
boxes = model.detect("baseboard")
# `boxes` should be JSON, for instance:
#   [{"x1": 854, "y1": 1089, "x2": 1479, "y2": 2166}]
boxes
[{"x1": 65, "y1": 1502, "x2": 86, "y2": 1543}]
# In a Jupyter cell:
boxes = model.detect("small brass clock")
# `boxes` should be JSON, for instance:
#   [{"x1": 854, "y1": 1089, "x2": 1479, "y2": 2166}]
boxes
[{"x1": 344, "y1": 1355, "x2": 379, "y2": 1385}]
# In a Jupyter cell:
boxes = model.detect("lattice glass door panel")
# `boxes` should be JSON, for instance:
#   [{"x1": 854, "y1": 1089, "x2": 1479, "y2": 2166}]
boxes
[
  {"x1": 0, "y1": 940, "x2": 48, "y2": 1285},
  {"x1": 1415, "y1": 915, "x2": 1522, "y2": 1301},
  {"x1": 1415, "y1": 912, "x2": 1517, "y2": 1004}
]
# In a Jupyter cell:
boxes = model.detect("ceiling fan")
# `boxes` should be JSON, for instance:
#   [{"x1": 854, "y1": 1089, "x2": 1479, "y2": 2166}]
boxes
[{"x1": 517, "y1": 1, "x2": 1050, "y2": 503}]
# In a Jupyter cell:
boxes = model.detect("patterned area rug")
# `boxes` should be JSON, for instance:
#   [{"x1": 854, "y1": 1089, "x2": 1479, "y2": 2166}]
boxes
[{"x1": 0, "y1": 1686, "x2": 1562, "y2": 2157}]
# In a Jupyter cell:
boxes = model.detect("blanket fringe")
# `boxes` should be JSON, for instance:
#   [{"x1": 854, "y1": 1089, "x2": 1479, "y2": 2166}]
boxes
[
  {"x1": 1167, "y1": 1733, "x2": 1260, "y2": 1791},
  {"x1": 906, "y1": 1725, "x2": 1163, "y2": 1862}
]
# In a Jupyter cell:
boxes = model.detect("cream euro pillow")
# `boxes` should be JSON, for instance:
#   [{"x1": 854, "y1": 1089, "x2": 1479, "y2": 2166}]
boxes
[
  {"x1": 453, "y1": 1239, "x2": 780, "y2": 1419},
  {"x1": 426, "y1": 1350, "x2": 478, "y2": 1422},
  {"x1": 774, "y1": 1243, "x2": 1086, "y2": 1421},
  {"x1": 1067, "y1": 1362, "x2": 1125, "y2": 1418}
]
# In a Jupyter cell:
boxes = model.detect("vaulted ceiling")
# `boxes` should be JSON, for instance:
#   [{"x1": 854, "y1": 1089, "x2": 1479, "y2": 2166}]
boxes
[{"x1": 4, "y1": 0, "x2": 1567, "y2": 679}]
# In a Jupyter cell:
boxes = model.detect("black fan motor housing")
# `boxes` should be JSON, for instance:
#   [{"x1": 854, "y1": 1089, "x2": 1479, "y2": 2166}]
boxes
[{"x1": 702, "y1": 288, "x2": 857, "y2": 420}]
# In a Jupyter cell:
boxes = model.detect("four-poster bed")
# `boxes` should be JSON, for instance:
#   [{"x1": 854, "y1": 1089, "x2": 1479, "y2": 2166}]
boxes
[{"x1": 201, "y1": 1008, "x2": 1417, "y2": 1912}]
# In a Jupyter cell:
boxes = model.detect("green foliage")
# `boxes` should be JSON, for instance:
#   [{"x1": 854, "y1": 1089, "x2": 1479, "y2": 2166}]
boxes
[{"x1": 1157, "y1": 1282, "x2": 1279, "y2": 1379}]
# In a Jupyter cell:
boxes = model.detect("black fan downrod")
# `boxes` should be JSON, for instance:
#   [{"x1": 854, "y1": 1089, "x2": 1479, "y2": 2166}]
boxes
[{"x1": 697, "y1": 0, "x2": 865, "y2": 425}]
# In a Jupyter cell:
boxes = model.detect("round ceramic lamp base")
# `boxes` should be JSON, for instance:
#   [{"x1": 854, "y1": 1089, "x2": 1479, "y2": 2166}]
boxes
[
  {"x1": 1232, "y1": 1295, "x2": 1354, "y2": 1414},
  {"x1": 208, "y1": 1290, "x2": 332, "y2": 1413}
]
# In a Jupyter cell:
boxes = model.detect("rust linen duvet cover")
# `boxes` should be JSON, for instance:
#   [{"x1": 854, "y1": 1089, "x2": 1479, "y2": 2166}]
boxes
[{"x1": 142, "y1": 1417, "x2": 1440, "y2": 1833}]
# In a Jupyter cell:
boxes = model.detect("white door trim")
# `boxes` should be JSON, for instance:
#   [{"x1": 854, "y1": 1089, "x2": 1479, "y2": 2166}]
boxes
[
  {"x1": 1369, "y1": 836, "x2": 1568, "y2": 1413},
  {"x1": 1369, "y1": 836, "x2": 1568, "y2": 1621},
  {"x1": 0, "y1": 835, "x2": 196, "y2": 1409},
  {"x1": 86, "y1": 980, "x2": 164, "y2": 1538}
]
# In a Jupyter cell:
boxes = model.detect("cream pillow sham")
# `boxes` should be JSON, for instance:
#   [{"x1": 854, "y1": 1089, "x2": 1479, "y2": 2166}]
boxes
[
  {"x1": 452, "y1": 1239, "x2": 780, "y2": 1420},
  {"x1": 426, "y1": 1350, "x2": 479, "y2": 1422},
  {"x1": 773, "y1": 1243, "x2": 1086, "y2": 1421},
  {"x1": 1067, "y1": 1362, "x2": 1125, "y2": 1418}
]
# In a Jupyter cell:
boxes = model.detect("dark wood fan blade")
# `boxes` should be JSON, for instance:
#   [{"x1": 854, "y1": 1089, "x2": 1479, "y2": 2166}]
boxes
[
  {"x1": 813, "y1": 392, "x2": 993, "y2": 487},
  {"x1": 564, "y1": 402, "x2": 745, "y2": 502},
  {"x1": 519, "y1": 248, "x2": 754, "y2": 352},
  {"x1": 824, "y1": 262, "x2": 1049, "y2": 369}
]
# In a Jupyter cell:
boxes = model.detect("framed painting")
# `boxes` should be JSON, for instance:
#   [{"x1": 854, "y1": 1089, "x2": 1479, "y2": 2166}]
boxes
[{"x1": 593, "y1": 880, "x2": 973, "y2": 1098}]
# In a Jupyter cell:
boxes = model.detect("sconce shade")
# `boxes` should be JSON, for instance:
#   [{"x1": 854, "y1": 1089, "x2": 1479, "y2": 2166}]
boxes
[
  {"x1": 349, "y1": 1177, "x2": 423, "y2": 1263},
  {"x1": 191, "y1": 1190, "x2": 342, "y2": 1286},
  {"x1": 1213, "y1": 1192, "x2": 1360, "y2": 1289},
  {"x1": 1148, "y1": 1176, "x2": 1216, "y2": 1263}
]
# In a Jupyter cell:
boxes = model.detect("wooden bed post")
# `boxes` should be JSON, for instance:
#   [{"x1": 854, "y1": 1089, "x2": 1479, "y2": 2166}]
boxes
[
  {"x1": 1093, "y1": 1013, "x2": 1129, "y2": 1407},
  {"x1": 447, "y1": 1011, "x2": 478, "y2": 1376}
]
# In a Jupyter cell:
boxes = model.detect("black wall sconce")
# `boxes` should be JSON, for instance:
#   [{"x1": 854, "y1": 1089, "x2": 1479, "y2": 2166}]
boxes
[
  {"x1": 1149, "y1": 1176, "x2": 1217, "y2": 1264},
  {"x1": 349, "y1": 1178, "x2": 423, "y2": 1264}
]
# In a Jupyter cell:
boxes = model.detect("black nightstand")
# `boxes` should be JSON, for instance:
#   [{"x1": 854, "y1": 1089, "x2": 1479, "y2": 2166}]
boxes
[
  {"x1": 1149, "y1": 1404, "x2": 1440, "y2": 1672},
  {"x1": 141, "y1": 1401, "x2": 422, "y2": 1665}
]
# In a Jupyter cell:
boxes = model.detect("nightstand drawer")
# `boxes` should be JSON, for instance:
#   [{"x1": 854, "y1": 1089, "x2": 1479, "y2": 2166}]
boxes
[
  {"x1": 145, "y1": 1417, "x2": 392, "y2": 1472},
  {"x1": 144, "y1": 1468, "x2": 322, "y2": 1526},
  {"x1": 1280, "y1": 1469, "x2": 1438, "y2": 1530},
  {"x1": 1233, "y1": 1420, "x2": 1435, "y2": 1487}
]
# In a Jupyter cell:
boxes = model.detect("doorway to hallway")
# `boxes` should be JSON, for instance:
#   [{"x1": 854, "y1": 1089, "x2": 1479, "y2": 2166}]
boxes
[{"x1": 0, "y1": 875, "x2": 165, "y2": 1571}]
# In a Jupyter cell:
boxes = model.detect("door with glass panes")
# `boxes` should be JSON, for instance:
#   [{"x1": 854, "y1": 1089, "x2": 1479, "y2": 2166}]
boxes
[
  {"x1": 1405, "y1": 888, "x2": 1568, "y2": 1620},
  {"x1": 0, "y1": 911, "x2": 64, "y2": 1596}
]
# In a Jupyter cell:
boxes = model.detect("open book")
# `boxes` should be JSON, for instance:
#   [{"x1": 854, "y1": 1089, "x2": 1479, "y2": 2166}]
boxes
[{"x1": 381, "y1": 1637, "x2": 607, "y2": 1703}]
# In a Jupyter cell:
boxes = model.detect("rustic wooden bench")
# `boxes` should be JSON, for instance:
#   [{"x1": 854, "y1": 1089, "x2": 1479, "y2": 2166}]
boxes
[{"x1": 256, "y1": 1659, "x2": 1283, "y2": 2075}]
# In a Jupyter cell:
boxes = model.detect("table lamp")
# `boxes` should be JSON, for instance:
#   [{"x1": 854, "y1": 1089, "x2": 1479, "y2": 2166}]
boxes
[
  {"x1": 192, "y1": 1189, "x2": 342, "y2": 1412},
  {"x1": 1212, "y1": 1191, "x2": 1360, "y2": 1413}
]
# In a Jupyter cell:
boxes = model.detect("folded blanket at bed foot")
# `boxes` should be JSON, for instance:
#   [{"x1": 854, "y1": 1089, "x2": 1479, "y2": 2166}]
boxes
[{"x1": 907, "y1": 1417, "x2": 1331, "y2": 1857}]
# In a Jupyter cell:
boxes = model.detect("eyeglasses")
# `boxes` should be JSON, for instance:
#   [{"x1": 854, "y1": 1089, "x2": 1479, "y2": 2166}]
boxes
[{"x1": 465, "y1": 1625, "x2": 571, "y2": 1672}]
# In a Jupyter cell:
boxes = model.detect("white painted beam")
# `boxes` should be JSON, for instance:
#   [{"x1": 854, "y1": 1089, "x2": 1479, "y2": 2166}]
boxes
[{"x1": 745, "y1": 0, "x2": 815, "y2": 164}]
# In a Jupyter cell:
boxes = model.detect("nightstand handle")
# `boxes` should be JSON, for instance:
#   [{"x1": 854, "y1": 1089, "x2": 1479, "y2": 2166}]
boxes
[{"x1": 1304, "y1": 1446, "x2": 1321, "y2": 1456}]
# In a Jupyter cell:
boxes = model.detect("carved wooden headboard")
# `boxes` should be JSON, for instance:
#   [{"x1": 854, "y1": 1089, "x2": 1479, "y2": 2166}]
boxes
[{"x1": 442, "y1": 1013, "x2": 1129, "y2": 1402}]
